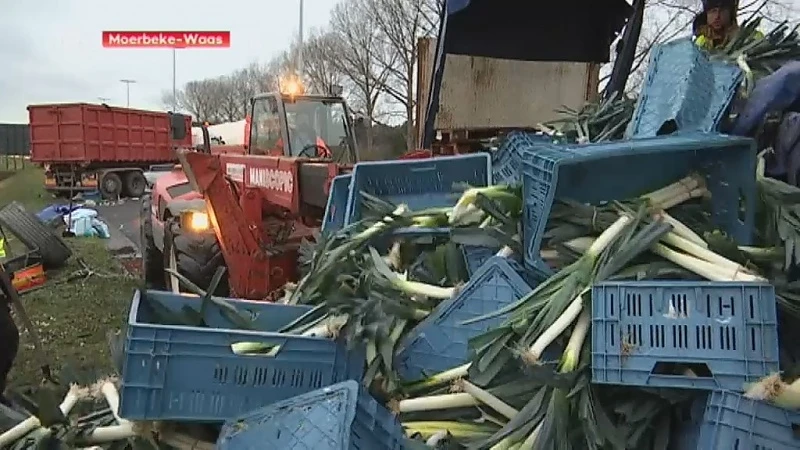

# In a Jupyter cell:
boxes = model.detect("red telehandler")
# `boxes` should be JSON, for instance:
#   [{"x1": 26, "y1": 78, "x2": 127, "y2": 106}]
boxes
[
  {"x1": 142, "y1": 0, "x2": 639, "y2": 300},
  {"x1": 142, "y1": 86, "x2": 367, "y2": 299}
]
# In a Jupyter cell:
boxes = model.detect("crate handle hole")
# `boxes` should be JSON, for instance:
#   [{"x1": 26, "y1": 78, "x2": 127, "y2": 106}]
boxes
[
  {"x1": 738, "y1": 188, "x2": 747, "y2": 223},
  {"x1": 230, "y1": 342, "x2": 282, "y2": 357},
  {"x1": 656, "y1": 119, "x2": 678, "y2": 136},
  {"x1": 651, "y1": 361, "x2": 712, "y2": 378}
]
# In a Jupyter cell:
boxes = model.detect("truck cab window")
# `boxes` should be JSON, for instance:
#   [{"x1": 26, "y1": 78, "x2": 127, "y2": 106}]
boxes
[{"x1": 250, "y1": 98, "x2": 282, "y2": 155}]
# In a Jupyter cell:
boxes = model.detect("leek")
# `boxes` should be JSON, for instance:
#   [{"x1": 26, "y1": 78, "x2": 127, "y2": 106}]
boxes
[
  {"x1": 369, "y1": 247, "x2": 456, "y2": 299},
  {"x1": 744, "y1": 373, "x2": 800, "y2": 409},
  {"x1": 396, "y1": 393, "x2": 479, "y2": 413}
]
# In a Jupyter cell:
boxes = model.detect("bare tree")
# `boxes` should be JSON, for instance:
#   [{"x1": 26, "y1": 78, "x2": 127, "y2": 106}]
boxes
[
  {"x1": 418, "y1": 0, "x2": 443, "y2": 36},
  {"x1": 161, "y1": 79, "x2": 224, "y2": 123},
  {"x1": 367, "y1": 0, "x2": 431, "y2": 149},
  {"x1": 301, "y1": 29, "x2": 346, "y2": 95},
  {"x1": 328, "y1": 0, "x2": 395, "y2": 155}
]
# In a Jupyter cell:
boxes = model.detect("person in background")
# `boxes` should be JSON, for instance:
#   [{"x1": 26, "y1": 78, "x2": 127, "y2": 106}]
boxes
[
  {"x1": 693, "y1": 0, "x2": 740, "y2": 50},
  {"x1": 288, "y1": 114, "x2": 331, "y2": 158}
]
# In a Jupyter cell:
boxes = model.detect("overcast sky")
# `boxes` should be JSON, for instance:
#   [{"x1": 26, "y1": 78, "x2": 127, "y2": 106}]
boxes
[{"x1": 0, "y1": 0, "x2": 335, "y2": 123}]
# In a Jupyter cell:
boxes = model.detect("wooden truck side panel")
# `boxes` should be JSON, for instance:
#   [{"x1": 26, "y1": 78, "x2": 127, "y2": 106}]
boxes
[
  {"x1": 416, "y1": 37, "x2": 600, "y2": 145},
  {"x1": 28, "y1": 103, "x2": 192, "y2": 165}
]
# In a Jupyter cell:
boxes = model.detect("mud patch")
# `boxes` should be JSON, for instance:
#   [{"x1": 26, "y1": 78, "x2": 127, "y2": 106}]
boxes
[{"x1": 117, "y1": 255, "x2": 142, "y2": 277}]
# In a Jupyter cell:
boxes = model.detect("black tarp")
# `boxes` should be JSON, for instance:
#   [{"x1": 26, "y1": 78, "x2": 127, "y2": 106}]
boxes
[{"x1": 0, "y1": 124, "x2": 29, "y2": 156}]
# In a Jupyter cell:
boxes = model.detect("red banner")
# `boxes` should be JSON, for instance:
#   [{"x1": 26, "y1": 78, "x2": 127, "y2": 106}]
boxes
[{"x1": 102, "y1": 31, "x2": 230, "y2": 48}]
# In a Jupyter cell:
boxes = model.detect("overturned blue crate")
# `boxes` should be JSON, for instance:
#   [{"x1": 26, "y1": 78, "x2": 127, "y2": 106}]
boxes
[
  {"x1": 217, "y1": 380, "x2": 404, "y2": 450},
  {"x1": 462, "y1": 245, "x2": 500, "y2": 277},
  {"x1": 493, "y1": 133, "x2": 553, "y2": 185},
  {"x1": 322, "y1": 174, "x2": 351, "y2": 234},
  {"x1": 591, "y1": 281, "x2": 779, "y2": 391},
  {"x1": 518, "y1": 132, "x2": 757, "y2": 278},
  {"x1": 627, "y1": 38, "x2": 743, "y2": 139},
  {"x1": 671, "y1": 391, "x2": 800, "y2": 450},
  {"x1": 343, "y1": 153, "x2": 491, "y2": 226},
  {"x1": 394, "y1": 256, "x2": 533, "y2": 381},
  {"x1": 119, "y1": 290, "x2": 365, "y2": 422}
]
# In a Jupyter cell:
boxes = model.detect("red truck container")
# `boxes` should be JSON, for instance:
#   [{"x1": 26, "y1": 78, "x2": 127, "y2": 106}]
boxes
[{"x1": 28, "y1": 103, "x2": 193, "y2": 199}]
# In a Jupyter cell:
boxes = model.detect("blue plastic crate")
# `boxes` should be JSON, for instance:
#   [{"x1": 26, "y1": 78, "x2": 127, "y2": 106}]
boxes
[
  {"x1": 217, "y1": 380, "x2": 404, "y2": 450},
  {"x1": 462, "y1": 245, "x2": 500, "y2": 277},
  {"x1": 119, "y1": 290, "x2": 365, "y2": 422},
  {"x1": 394, "y1": 256, "x2": 534, "y2": 381},
  {"x1": 322, "y1": 174, "x2": 351, "y2": 234},
  {"x1": 627, "y1": 39, "x2": 743, "y2": 138},
  {"x1": 519, "y1": 132, "x2": 757, "y2": 278},
  {"x1": 672, "y1": 391, "x2": 800, "y2": 449},
  {"x1": 493, "y1": 133, "x2": 553, "y2": 185},
  {"x1": 591, "y1": 281, "x2": 779, "y2": 391},
  {"x1": 343, "y1": 153, "x2": 491, "y2": 226}
]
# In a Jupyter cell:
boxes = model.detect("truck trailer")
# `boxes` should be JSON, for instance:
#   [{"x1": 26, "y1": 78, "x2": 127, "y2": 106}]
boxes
[
  {"x1": 28, "y1": 103, "x2": 193, "y2": 199},
  {"x1": 419, "y1": 0, "x2": 632, "y2": 153}
]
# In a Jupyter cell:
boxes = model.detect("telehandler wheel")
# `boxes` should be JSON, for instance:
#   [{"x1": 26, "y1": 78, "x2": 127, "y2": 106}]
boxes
[
  {"x1": 123, "y1": 171, "x2": 147, "y2": 198},
  {"x1": 140, "y1": 195, "x2": 165, "y2": 290},
  {"x1": 162, "y1": 218, "x2": 229, "y2": 296}
]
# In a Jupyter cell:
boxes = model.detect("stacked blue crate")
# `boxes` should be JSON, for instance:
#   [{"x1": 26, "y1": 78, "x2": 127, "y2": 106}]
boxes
[
  {"x1": 591, "y1": 281, "x2": 795, "y2": 449},
  {"x1": 119, "y1": 290, "x2": 365, "y2": 422},
  {"x1": 592, "y1": 281, "x2": 779, "y2": 390}
]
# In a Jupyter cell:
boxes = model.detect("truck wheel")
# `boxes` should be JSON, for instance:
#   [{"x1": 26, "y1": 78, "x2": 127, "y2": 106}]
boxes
[
  {"x1": 140, "y1": 195, "x2": 165, "y2": 289},
  {"x1": 163, "y1": 218, "x2": 229, "y2": 296},
  {"x1": 123, "y1": 171, "x2": 147, "y2": 198},
  {"x1": 100, "y1": 172, "x2": 122, "y2": 200}
]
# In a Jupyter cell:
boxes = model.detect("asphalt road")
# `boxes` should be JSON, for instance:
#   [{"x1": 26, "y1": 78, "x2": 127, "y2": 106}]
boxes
[{"x1": 95, "y1": 199, "x2": 141, "y2": 254}]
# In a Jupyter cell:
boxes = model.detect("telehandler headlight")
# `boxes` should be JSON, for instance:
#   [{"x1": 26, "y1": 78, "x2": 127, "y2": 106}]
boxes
[{"x1": 181, "y1": 211, "x2": 210, "y2": 232}]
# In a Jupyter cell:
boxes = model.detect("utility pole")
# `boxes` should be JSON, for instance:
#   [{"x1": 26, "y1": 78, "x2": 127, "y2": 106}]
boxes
[
  {"x1": 298, "y1": 0, "x2": 304, "y2": 77},
  {"x1": 172, "y1": 48, "x2": 178, "y2": 111},
  {"x1": 120, "y1": 79, "x2": 136, "y2": 107}
]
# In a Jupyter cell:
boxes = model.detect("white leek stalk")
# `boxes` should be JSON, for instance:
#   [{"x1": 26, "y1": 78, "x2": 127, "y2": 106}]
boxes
[
  {"x1": 661, "y1": 232, "x2": 751, "y2": 274},
  {"x1": 100, "y1": 382, "x2": 130, "y2": 425},
  {"x1": 301, "y1": 315, "x2": 349, "y2": 338},
  {"x1": 496, "y1": 246, "x2": 514, "y2": 258},
  {"x1": 457, "y1": 379, "x2": 518, "y2": 420},
  {"x1": 369, "y1": 247, "x2": 455, "y2": 299},
  {"x1": 560, "y1": 308, "x2": 591, "y2": 372},
  {"x1": 405, "y1": 363, "x2": 471, "y2": 394},
  {"x1": 657, "y1": 187, "x2": 708, "y2": 210},
  {"x1": 0, "y1": 384, "x2": 84, "y2": 447},
  {"x1": 525, "y1": 215, "x2": 629, "y2": 364},
  {"x1": 654, "y1": 211, "x2": 707, "y2": 248},
  {"x1": 651, "y1": 243, "x2": 766, "y2": 282},
  {"x1": 643, "y1": 175, "x2": 702, "y2": 206},
  {"x1": 396, "y1": 393, "x2": 479, "y2": 413},
  {"x1": 425, "y1": 430, "x2": 450, "y2": 446},
  {"x1": 525, "y1": 294, "x2": 584, "y2": 364}
]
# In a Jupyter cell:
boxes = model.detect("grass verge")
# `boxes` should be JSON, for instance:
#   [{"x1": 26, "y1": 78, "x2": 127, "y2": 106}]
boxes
[{"x1": 0, "y1": 165, "x2": 138, "y2": 388}]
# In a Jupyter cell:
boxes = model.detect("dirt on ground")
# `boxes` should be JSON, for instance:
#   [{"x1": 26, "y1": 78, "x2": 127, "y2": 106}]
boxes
[{"x1": 0, "y1": 166, "x2": 138, "y2": 389}]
